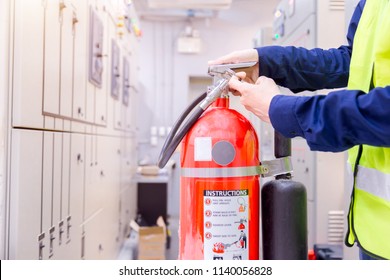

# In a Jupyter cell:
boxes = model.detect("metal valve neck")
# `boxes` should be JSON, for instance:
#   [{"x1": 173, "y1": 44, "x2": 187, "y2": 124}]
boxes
[{"x1": 212, "y1": 96, "x2": 229, "y2": 108}]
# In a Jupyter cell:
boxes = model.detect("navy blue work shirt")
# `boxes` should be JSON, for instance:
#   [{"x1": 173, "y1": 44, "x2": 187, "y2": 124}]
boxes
[{"x1": 258, "y1": 0, "x2": 390, "y2": 152}]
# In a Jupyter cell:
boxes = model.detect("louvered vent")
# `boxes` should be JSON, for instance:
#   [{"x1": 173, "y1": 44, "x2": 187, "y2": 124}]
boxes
[
  {"x1": 328, "y1": 210, "x2": 344, "y2": 244},
  {"x1": 329, "y1": 0, "x2": 345, "y2": 10}
]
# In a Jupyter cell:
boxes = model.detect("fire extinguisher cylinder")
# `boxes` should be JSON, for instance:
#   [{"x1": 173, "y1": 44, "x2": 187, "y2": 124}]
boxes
[
  {"x1": 274, "y1": 131, "x2": 291, "y2": 159},
  {"x1": 261, "y1": 179, "x2": 308, "y2": 260}
]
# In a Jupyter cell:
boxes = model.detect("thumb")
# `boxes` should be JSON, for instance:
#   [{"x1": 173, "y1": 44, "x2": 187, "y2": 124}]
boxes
[
  {"x1": 235, "y1": 71, "x2": 247, "y2": 81},
  {"x1": 229, "y1": 76, "x2": 252, "y2": 94},
  {"x1": 255, "y1": 76, "x2": 268, "y2": 85}
]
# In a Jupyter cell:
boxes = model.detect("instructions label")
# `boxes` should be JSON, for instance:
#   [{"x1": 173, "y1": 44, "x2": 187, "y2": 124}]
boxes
[{"x1": 203, "y1": 189, "x2": 249, "y2": 260}]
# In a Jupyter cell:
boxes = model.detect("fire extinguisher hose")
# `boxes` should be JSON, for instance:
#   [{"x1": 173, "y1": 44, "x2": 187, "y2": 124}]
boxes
[
  {"x1": 157, "y1": 92, "x2": 207, "y2": 169},
  {"x1": 157, "y1": 78, "x2": 230, "y2": 169}
]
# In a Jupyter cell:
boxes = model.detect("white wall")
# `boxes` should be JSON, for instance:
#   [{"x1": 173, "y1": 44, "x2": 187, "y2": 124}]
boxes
[
  {"x1": 0, "y1": 0, "x2": 10, "y2": 260},
  {"x1": 137, "y1": 0, "x2": 278, "y2": 164},
  {"x1": 317, "y1": 0, "x2": 346, "y2": 48},
  {"x1": 345, "y1": 0, "x2": 361, "y2": 30}
]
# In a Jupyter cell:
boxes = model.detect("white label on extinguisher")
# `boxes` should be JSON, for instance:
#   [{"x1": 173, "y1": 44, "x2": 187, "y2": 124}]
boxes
[
  {"x1": 194, "y1": 137, "x2": 212, "y2": 161},
  {"x1": 203, "y1": 189, "x2": 249, "y2": 260}
]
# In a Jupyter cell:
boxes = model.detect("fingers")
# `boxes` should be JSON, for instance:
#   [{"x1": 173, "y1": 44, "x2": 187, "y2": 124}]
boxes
[
  {"x1": 228, "y1": 76, "x2": 243, "y2": 96},
  {"x1": 208, "y1": 49, "x2": 258, "y2": 65},
  {"x1": 230, "y1": 76, "x2": 277, "y2": 96},
  {"x1": 255, "y1": 76, "x2": 268, "y2": 85},
  {"x1": 254, "y1": 76, "x2": 279, "y2": 95},
  {"x1": 236, "y1": 76, "x2": 278, "y2": 124},
  {"x1": 208, "y1": 57, "x2": 238, "y2": 65},
  {"x1": 208, "y1": 51, "x2": 244, "y2": 65},
  {"x1": 232, "y1": 72, "x2": 254, "y2": 87},
  {"x1": 230, "y1": 89, "x2": 241, "y2": 96},
  {"x1": 229, "y1": 75, "x2": 252, "y2": 96},
  {"x1": 208, "y1": 53, "x2": 237, "y2": 65},
  {"x1": 229, "y1": 75, "x2": 242, "y2": 91},
  {"x1": 235, "y1": 72, "x2": 246, "y2": 80}
]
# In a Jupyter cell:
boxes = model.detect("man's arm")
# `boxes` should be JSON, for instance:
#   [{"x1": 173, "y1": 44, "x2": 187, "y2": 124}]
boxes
[{"x1": 270, "y1": 85, "x2": 390, "y2": 152}]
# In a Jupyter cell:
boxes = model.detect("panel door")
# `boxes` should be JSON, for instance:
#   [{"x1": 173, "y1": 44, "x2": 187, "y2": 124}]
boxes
[
  {"x1": 41, "y1": 132, "x2": 55, "y2": 260},
  {"x1": 84, "y1": 133, "x2": 103, "y2": 220},
  {"x1": 59, "y1": 0, "x2": 75, "y2": 119},
  {"x1": 12, "y1": 0, "x2": 44, "y2": 129},
  {"x1": 72, "y1": 0, "x2": 88, "y2": 122},
  {"x1": 65, "y1": 133, "x2": 85, "y2": 258},
  {"x1": 8, "y1": 129, "x2": 43, "y2": 259},
  {"x1": 55, "y1": 132, "x2": 73, "y2": 259},
  {"x1": 43, "y1": 0, "x2": 61, "y2": 116}
]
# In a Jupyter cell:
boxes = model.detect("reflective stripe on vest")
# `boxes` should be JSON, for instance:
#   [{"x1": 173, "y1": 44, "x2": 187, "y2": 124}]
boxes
[
  {"x1": 355, "y1": 166, "x2": 390, "y2": 202},
  {"x1": 346, "y1": 0, "x2": 390, "y2": 259}
]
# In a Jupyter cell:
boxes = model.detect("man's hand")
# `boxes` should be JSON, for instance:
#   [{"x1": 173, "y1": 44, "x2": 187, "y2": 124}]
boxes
[
  {"x1": 208, "y1": 49, "x2": 259, "y2": 84},
  {"x1": 229, "y1": 74, "x2": 280, "y2": 123}
]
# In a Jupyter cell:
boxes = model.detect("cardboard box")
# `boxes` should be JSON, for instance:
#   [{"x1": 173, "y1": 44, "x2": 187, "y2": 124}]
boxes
[
  {"x1": 138, "y1": 165, "x2": 160, "y2": 176},
  {"x1": 129, "y1": 216, "x2": 166, "y2": 260}
]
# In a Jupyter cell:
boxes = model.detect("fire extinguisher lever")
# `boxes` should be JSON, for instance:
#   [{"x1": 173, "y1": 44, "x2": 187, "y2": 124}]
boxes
[
  {"x1": 208, "y1": 61, "x2": 258, "y2": 79},
  {"x1": 259, "y1": 156, "x2": 293, "y2": 178}
]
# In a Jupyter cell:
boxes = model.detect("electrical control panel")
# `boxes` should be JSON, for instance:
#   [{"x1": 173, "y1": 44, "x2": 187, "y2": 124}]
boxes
[
  {"x1": 273, "y1": 0, "x2": 315, "y2": 42},
  {"x1": 273, "y1": 8, "x2": 286, "y2": 39},
  {"x1": 111, "y1": 39, "x2": 121, "y2": 99},
  {"x1": 122, "y1": 57, "x2": 130, "y2": 106},
  {"x1": 8, "y1": 0, "x2": 140, "y2": 260},
  {"x1": 88, "y1": 6, "x2": 104, "y2": 87}
]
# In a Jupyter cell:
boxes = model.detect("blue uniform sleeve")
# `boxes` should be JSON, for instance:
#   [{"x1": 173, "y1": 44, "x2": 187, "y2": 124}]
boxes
[
  {"x1": 265, "y1": 0, "x2": 388, "y2": 152},
  {"x1": 270, "y1": 86, "x2": 390, "y2": 152},
  {"x1": 257, "y1": 45, "x2": 351, "y2": 92}
]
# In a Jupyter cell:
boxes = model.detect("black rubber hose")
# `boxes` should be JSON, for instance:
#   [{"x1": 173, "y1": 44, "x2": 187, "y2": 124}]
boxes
[
  {"x1": 157, "y1": 92, "x2": 207, "y2": 168},
  {"x1": 160, "y1": 92, "x2": 207, "y2": 155}
]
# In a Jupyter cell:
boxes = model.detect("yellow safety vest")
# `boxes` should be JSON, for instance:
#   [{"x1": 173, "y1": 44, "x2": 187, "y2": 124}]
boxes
[{"x1": 346, "y1": 0, "x2": 390, "y2": 259}]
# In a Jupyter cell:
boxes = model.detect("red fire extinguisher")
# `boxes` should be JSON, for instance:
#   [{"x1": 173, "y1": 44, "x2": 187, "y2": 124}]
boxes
[
  {"x1": 158, "y1": 62, "x2": 260, "y2": 260},
  {"x1": 158, "y1": 62, "x2": 298, "y2": 260},
  {"x1": 179, "y1": 96, "x2": 259, "y2": 260}
]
